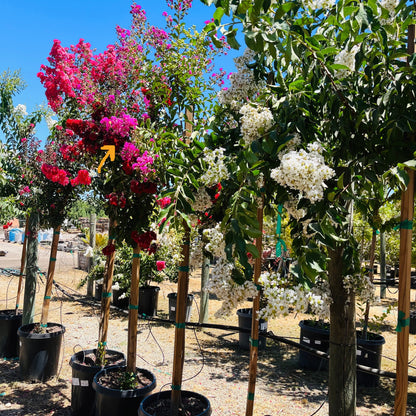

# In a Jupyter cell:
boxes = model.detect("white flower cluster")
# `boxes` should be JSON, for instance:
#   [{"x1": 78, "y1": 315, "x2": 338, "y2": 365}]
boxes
[
  {"x1": 308, "y1": 281, "x2": 332, "y2": 321},
  {"x1": 192, "y1": 187, "x2": 212, "y2": 212},
  {"x1": 258, "y1": 272, "x2": 309, "y2": 319},
  {"x1": 271, "y1": 141, "x2": 335, "y2": 203},
  {"x1": 239, "y1": 104, "x2": 274, "y2": 146},
  {"x1": 200, "y1": 147, "x2": 229, "y2": 187},
  {"x1": 303, "y1": 0, "x2": 336, "y2": 11},
  {"x1": 189, "y1": 237, "x2": 204, "y2": 269},
  {"x1": 14, "y1": 104, "x2": 27, "y2": 117},
  {"x1": 379, "y1": 0, "x2": 399, "y2": 24},
  {"x1": 334, "y1": 44, "x2": 360, "y2": 79},
  {"x1": 158, "y1": 230, "x2": 184, "y2": 265},
  {"x1": 206, "y1": 257, "x2": 258, "y2": 317},
  {"x1": 343, "y1": 274, "x2": 376, "y2": 304},
  {"x1": 203, "y1": 224, "x2": 225, "y2": 257},
  {"x1": 217, "y1": 48, "x2": 265, "y2": 110},
  {"x1": 45, "y1": 115, "x2": 58, "y2": 130}
]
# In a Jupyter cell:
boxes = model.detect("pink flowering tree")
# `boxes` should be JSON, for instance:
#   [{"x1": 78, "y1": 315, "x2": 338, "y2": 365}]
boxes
[{"x1": 38, "y1": 0, "x2": 227, "y2": 393}]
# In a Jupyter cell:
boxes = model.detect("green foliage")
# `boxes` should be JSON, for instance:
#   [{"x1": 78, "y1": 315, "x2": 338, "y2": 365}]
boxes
[{"x1": 117, "y1": 371, "x2": 138, "y2": 390}]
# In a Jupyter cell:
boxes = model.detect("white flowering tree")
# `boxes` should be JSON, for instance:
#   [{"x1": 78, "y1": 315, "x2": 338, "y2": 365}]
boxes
[{"x1": 202, "y1": 0, "x2": 416, "y2": 414}]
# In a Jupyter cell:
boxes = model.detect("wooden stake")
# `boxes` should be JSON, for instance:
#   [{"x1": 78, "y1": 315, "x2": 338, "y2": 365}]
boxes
[
  {"x1": 246, "y1": 197, "x2": 264, "y2": 416},
  {"x1": 40, "y1": 226, "x2": 61, "y2": 326},
  {"x1": 15, "y1": 216, "x2": 29, "y2": 315},
  {"x1": 394, "y1": 168, "x2": 415, "y2": 416},
  {"x1": 171, "y1": 223, "x2": 191, "y2": 416},
  {"x1": 127, "y1": 245, "x2": 141, "y2": 373},
  {"x1": 394, "y1": 23, "x2": 415, "y2": 416},
  {"x1": 87, "y1": 213, "x2": 96, "y2": 297},
  {"x1": 98, "y1": 218, "x2": 117, "y2": 362}
]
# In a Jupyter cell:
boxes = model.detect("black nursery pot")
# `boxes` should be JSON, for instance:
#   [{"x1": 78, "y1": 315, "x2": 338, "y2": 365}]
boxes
[
  {"x1": 167, "y1": 293, "x2": 194, "y2": 322},
  {"x1": 69, "y1": 349, "x2": 126, "y2": 416},
  {"x1": 138, "y1": 390, "x2": 212, "y2": 416},
  {"x1": 93, "y1": 365, "x2": 156, "y2": 416},
  {"x1": 298, "y1": 320, "x2": 330, "y2": 371},
  {"x1": 236, "y1": 308, "x2": 268, "y2": 351},
  {"x1": 0, "y1": 310, "x2": 22, "y2": 358},
  {"x1": 18, "y1": 322, "x2": 65, "y2": 382},
  {"x1": 356, "y1": 332, "x2": 386, "y2": 387},
  {"x1": 138, "y1": 286, "x2": 160, "y2": 317}
]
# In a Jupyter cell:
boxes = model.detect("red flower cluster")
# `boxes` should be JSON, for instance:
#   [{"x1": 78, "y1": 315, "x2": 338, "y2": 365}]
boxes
[
  {"x1": 70, "y1": 170, "x2": 92, "y2": 186},
  {"x1": 130, "y1": 180, "x2": 157, "y2": 194},
  {"x1": 41, "y1": 163, "x2": 69, "y2": 186},
  {"x1": 60, "y1": 143, "x2": 81, "y2": 162},
  {"x1": 106, "y1": 192, "x2": 126, "y2": 208},
  {"x1": 2, "y1": 221, "x2": 12, "y2": 230},
  {"x1": 131, "y1": 230, "x2": 156, "y2": 252},
  {"x1": 102, "y1": 243, "x2": 116, "y2": 256},
  {"x1": 157, "y1": 196, "x2": 171, "y2": 208}
]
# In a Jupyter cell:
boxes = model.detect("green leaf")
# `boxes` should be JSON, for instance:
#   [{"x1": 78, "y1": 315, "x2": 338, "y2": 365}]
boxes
[
  {"x1": 213, "y1": 6, "x2": 225, "y2": 23},
  {"x1": 246, "y1": 243, "x2": 260, "y2": 258}
]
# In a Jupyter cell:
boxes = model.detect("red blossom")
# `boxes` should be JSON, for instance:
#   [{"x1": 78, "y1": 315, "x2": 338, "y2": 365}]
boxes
[
  {"x1": 102, "y1": 244, "x2": 116, "y2": 256},
  {"x1": 131, "y1": 230, "x2": 156, "y2": 250}
]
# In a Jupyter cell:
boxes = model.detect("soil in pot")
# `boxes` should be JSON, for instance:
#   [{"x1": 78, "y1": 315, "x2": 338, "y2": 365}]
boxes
[
  {"x1": 69, "y1": 349, "x2": 126, "y2": 416},
  {"x1": 93, "y1": 365, "x2": 156, "y2": 416},
  {"x1": 139, "y1": 390, "x2": 211, "y2": 416},
  {"x1": 18, "y1": 322, "x2": 65, "y2": 382},
  {"x1": 0, "y1": 309, "x2": 22, "y2": 358}
]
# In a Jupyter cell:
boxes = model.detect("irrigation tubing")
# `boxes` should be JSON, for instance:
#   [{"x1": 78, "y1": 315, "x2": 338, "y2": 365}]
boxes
[{"x1": 42, "y1": 280, "x2": 416, "y2": 383}]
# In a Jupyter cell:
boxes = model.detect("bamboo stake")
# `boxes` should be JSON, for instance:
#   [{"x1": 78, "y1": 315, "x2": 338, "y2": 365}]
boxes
[
  {"x1": 127, "y1": 245, "x2": 141, "y2": 373},
  {"x1": 245, "y1": 198, "x2": 264, "y2": 416},
  {"x1": 97, "y1": 218, "x2": 117, "y2": 364},
  {"x1": 394, "y1": 167, "x2": 415, "y2": 416},
  {"x1": 394, "y1": 23, "x2": 415, "y2": 416},
  {"x1": 40, "y1": 225, "x2": 61, "y2": 326},
  {"x1": 170, "y1": 223, "x2": 191, "y2": 416},
  {"x1": 15, "y1": 216, "x2": 29, "y2": 315}
]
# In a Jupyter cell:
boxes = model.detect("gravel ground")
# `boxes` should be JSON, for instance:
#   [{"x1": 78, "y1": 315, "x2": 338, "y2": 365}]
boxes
[{"x1": 1, "y1": 236, "x2": 416, "y2": 415}]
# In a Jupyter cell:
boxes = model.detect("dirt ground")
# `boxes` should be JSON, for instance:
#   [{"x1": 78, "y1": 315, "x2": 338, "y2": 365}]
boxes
[{"x1": 1, "y1": 235, "x2": 416, "y2": 415}]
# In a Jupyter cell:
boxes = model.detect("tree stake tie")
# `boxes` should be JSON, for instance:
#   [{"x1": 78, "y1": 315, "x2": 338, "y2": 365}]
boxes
[
  {"x1": 44, "y1": 296, "x2": 51, "y2": 300},
  {"x1": 129, "y1": 304, "x2": 139, "y2": 310},
  {"x1": 178, "y1": 266, "x2": 189, "y2": 272},
  {"x1": 102, "y1": 292, "x2": 112, "y2": 298},
  {"x1": 396, "y1": 311, "x2": 410, "y2": 332},
  {"x1": 133, "y1": 253, "x2": 141, "y2": 258},
  {"x1": 249, "y1": 337, "x2": 259, "y2": 347},
  {"x1": 50, "y1": 257, "x2": 56, "y2": 262},
  {"x1": 400, "y1": 219, "x2": 413, "y2": 230},
  {"x1": 247, "y1": 392, "x2": 255, "y2": 401},
  {"x1": 171, "y1": 384, "x2": 181, "y2": 390},
  {"x1": 175, "y1": 322, "x2": 186, "y2": 329}
]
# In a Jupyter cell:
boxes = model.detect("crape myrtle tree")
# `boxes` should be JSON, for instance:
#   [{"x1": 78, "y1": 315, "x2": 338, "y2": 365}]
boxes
[
  {"x1": 38, "y1": 0, "x2": 227, "y2": 398},
  {"x1": 200, "y1": 0, "x2": 416, "y2": 415}
]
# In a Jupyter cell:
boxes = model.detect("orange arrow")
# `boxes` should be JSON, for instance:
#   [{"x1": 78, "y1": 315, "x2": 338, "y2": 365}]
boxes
[{"x1": 97, "y1": 145, "x2": 116, "y2": 173}]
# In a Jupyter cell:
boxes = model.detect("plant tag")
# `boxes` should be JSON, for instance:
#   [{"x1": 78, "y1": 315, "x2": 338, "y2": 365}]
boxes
[
  {"x1": 170, "y1": 307, "x2": 176, "y2": 311},
  {"x1": 80, "y1": 380, "x2": 88, "y2": 387},
  {"x1": 315, "y1": 340, "x2": 321, "y2": 345},
  {"x1": 72, "y1": 378, "x2": 80, "y2": 386},
  {"x1": 260, "y1": 323, "x2": 266, "y2": 331},
  {"x1": 356, "y1": 350, "x2": 361, "y2": 356},
  {"x1": 303, "y1": 337, "x2": 310, "y2": 344}
]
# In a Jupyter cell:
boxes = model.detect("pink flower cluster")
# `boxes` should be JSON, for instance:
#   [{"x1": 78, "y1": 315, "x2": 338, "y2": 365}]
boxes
[
  {"x1": 157, "y1": 196, "x2": 171, "y2": 208},
  {"x1": 132, "y1": 151, "x2": 156, "y2": 176},
  {"x1": 100, "y1": 114, "x2": 138, "y2": 138}
]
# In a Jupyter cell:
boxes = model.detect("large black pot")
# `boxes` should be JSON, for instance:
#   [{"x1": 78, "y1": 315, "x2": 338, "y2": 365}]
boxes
[
  {"x1": 138, "y1": 286, "x2": 160, "y2": 317},
  {"x1": 357, "y1": 331, "x2": 386, "y2": 387},
  {"x1": 69, "y1": 349, "x2": 126, "y2": 416},
  {"x1": 93, "y1": 365, "x2": 156, "y2": 416},
  {"x1": 167, "y1": 293, "x2": 193, "y2": 322},
  {"x1": 236, "y1": 308, "x2": 267, "y2": 351},
  {"x1": 138, "y1": 390, "x2": 212, "y2": 416},
  {"x1": 18, "y1": 322, "x2": 65, "y2": 381},
  {"x1": 0, "y1": 310, "x2": 22, "y2": 358},
  {"x1": 298, "y1": 320, "x2": 330, "y2": 371}
]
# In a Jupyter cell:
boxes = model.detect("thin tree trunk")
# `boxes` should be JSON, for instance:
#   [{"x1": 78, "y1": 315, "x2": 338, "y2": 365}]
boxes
[
  {"x1": 40, "y1": 226, "x2": 61, "y2": 326},
  {"x1": 97, "y1": 218, "x2": 117, "y2": 365},
  {"x1": 328, "y1": 245, "x2": 356, "y2": 416},
  {"x1": 127, "y1": 246, "x2": 141, "y2": 373},
  {"x1": 362, "y1": 229, "x2": 377, "y2": 339},
  {"x1": 199, "y1": 255, "x2": 210, "y2": 324},
  {"x1": 87, "y1": 213, "x2": 96, "y2": 297},
  {"x1": 171, "y1": 223, "x2": 191, "y2": 416},
  {"x1": 15, "y1": 216, "x2": 29, "y2": 314},
  {"x1": 380, "y1": 232, "x2": 386, "y2": 299},
  {"x1": 245, "y1": 199, "x2": 264, "y2": 416},
  {"x1": 22, "y1": 212, "x2": 39, "y2": 325}
]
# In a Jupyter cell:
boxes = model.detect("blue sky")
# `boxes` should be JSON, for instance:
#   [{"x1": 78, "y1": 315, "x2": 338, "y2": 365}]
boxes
[{"x1": 1, "y1": 0, "x2": 240, "y2": 143}]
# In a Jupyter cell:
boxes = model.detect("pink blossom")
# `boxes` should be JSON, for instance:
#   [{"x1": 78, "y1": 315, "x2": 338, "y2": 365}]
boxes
[{"x1": 156, "y1": 261, "x2": 166, "y2": 271}]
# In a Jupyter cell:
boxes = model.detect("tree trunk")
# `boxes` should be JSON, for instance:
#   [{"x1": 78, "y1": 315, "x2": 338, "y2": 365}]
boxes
[
  {"x1": 22, "y1": 212, "x2": 39, "y2": 325},
  {"x1": 380, "y1": 232, "x2": 386, "y2": 299},
  {"x1": 199, "y1": 255, "x2": 210, "y2": 324},
  {"x1": 87, "y1": 213, "x2": 96, "y2": 297},
  {"x1": 328, "y1": 245, "x2": 356, "y2": 416}
]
